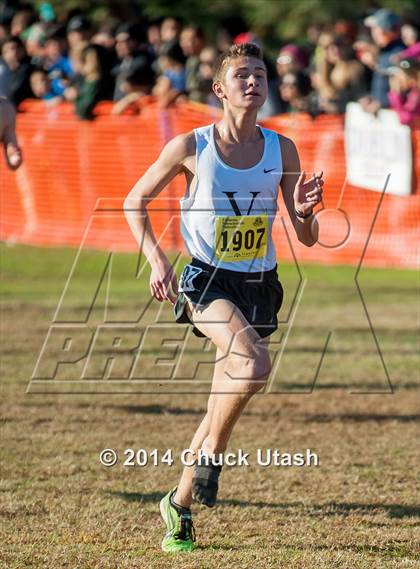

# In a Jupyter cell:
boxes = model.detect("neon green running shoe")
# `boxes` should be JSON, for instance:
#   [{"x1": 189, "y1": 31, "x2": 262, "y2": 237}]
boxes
[{"x1": 159, "y1": 486, "x2": 196, "y2": 552}]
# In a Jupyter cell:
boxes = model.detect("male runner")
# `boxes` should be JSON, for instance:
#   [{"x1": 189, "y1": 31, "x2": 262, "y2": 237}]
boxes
[{"x1": 124, "y1": 43, "x2": 323, "y2": 552}]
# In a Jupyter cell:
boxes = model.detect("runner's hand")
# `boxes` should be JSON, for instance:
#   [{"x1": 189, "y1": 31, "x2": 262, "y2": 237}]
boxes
[
  {"x1": 294, "y1": 170, "x2": 324, "y2": 216},
  {"x1": 5, "y1": 143, "x2": 22, "y2": 170},
  {"x1": 150, "y1": 258, "x2": 178, "y2": 304}
]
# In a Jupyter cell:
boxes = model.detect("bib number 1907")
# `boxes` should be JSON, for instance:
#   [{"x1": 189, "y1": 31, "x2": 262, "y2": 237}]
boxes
[
  {"x1": 220, "y1": 227, "x2": 265, "y2": 252},
  {"x1": 215, "y1": 214, "x2": 268, "y2": 262}
]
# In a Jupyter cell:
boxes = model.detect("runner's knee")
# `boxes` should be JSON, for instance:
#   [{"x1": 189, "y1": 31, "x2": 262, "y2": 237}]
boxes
[{"x1": 224, "y1": 347, "x2": 271, "y2": 388}]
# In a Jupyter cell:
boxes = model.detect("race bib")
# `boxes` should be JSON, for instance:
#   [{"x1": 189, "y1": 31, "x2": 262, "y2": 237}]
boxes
[{"x1": 215, "y1": 215, "x2": 268, "y2": 262}]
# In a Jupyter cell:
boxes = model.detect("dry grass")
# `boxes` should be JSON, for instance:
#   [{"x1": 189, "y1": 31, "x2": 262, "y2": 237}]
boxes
[{"x1": 1, "y1": 245, "x2": 419, "y2": 568}]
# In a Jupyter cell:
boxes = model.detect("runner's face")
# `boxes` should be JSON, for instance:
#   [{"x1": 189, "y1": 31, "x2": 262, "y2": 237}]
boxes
[{"x1": 217, "y1": 56, "x2": 268, "y2": 109}]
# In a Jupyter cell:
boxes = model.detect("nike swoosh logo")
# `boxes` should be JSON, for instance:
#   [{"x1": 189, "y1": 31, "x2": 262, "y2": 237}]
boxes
[{"x1": 264, "y1": 168, "x2": 277, "y2": 173}]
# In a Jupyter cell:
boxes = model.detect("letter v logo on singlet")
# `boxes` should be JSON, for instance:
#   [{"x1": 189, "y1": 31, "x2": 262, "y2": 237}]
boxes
[
  {"x1": 178, "y1": 265, "x2": 204, "y2": 292},
  {"x1": 222, "y1": 191, "x2": 261, "y2": 215}
]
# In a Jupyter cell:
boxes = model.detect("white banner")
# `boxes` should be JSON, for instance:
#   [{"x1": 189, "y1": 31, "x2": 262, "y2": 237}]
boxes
[{"x1": 344, "y1": 102, "x2": 413, "y2": 196}]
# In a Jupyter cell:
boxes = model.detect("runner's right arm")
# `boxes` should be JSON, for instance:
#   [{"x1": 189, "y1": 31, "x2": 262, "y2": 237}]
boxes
[
  {"x1": 0, "y1": 98, "x2": 22, "y2": 170},
  {"x1": 124, "y1": 132, "x2": 195, "y2": 303}
]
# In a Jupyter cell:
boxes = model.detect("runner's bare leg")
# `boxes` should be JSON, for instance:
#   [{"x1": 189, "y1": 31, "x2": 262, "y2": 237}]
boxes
[
  {"x1": 173, "y1": 348, "x2": 224, "y2": 508},
  {"x1": 174, "y1": 299, "x2": 271, "y2": 508}
]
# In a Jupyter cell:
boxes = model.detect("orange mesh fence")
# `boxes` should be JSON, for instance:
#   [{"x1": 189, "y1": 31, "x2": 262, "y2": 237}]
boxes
[{"x1": 1, "y1": 100, "x2": 419, "y2": 268}]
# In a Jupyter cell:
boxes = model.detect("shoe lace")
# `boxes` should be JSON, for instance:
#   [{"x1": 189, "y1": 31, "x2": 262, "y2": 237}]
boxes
[{"x1": 176, "y1": 514, "x2": 196, "y2": 542}]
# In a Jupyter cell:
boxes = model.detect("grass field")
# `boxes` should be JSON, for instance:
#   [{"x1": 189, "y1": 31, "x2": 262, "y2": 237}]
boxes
[{"x1": 1, "y1": 244, "x2": 419, "y2": 568}]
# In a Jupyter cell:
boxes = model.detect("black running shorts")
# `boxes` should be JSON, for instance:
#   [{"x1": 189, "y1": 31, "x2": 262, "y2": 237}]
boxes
[{"x1": 174, "y1": 257, "x2": 283, "y2": 339}]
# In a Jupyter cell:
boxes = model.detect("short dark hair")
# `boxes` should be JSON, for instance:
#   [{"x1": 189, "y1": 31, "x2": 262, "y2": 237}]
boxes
[
  {"x1": 126, "y1": 64, "x2": 156, "y2": 88},
  {"x1": 160, "y1": 40, "x2": 186, "y2": 65},
  {"x1": 213, "y1": 42, "x2": 264, "y2": 82},
  {"x1": 281, "y1": 71, "x2": 311, "y2": 97},
  {"x1": 31, "y1": 67, "x2": 48, "y2": 76},
  {"x1": 2, "y1": 35, "x2": 24, "y2": 49},
  {"x1": 115, "y1": 21, "x2": 146, "y2": 43}
]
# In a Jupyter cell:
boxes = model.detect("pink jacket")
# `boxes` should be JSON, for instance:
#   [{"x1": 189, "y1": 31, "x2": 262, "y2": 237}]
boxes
[
  {"x1": 396, "y1": 42, "x2": 420, "y2": 61},
  {"x1": 388, "y1": 88, "x2": 420, "y2": 125}
]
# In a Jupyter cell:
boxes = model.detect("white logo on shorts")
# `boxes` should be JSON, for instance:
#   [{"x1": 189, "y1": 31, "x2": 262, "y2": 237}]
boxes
[{"x1": 178, "y1": 266, "x2": 203, "y2": 292}]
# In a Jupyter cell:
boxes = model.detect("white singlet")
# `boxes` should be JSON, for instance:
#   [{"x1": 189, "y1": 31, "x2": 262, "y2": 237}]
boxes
[{"x1": 180, "y1": 123, "x2": 283, "y2": 272}]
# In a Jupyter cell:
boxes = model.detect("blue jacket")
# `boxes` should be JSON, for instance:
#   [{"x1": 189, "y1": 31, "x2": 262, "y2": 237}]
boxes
[{"x1": 371, "y1": 39, "x2": 405, "y2": 108}]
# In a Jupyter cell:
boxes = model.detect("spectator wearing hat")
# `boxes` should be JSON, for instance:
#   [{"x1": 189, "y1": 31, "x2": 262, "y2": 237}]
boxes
[
  {"x1": 275, "y1": 44, "x2": 310, "y2": 115},
  {"x1": 25, "y1": 23, "x2": 47, "y2": 66},
  {"x1": 112, "y1": 22, "x2": 155, "y2": 101},
  {"x1": 153, "y1": 41, "x2": 186, "y2": 107},
  {"x1": 38, "y1": 3, "x2": 56, "y2": 26},
  {"x1": 276, "y1": 44, "x2": 309, "y2": 78},
  {"x1": 359, "y1": 9, "x2": 405, "y2": 112},
  {"x1": 388, "y1": 58, "x2": 420, "y2": 125},
  {"x1": 67, "y1": 16, "x2": 91, "y2": 51}
]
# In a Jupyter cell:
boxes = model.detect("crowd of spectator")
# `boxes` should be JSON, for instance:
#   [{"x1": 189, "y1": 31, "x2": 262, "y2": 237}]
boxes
[{"x1": 0, "y1": 3, "x2": 419, "y2": 124}]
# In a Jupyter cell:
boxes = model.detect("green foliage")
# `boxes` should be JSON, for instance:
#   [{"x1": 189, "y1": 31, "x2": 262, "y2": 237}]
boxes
[{"x1": 29, "y1": 0, "x2": 419, "y2": 45}]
